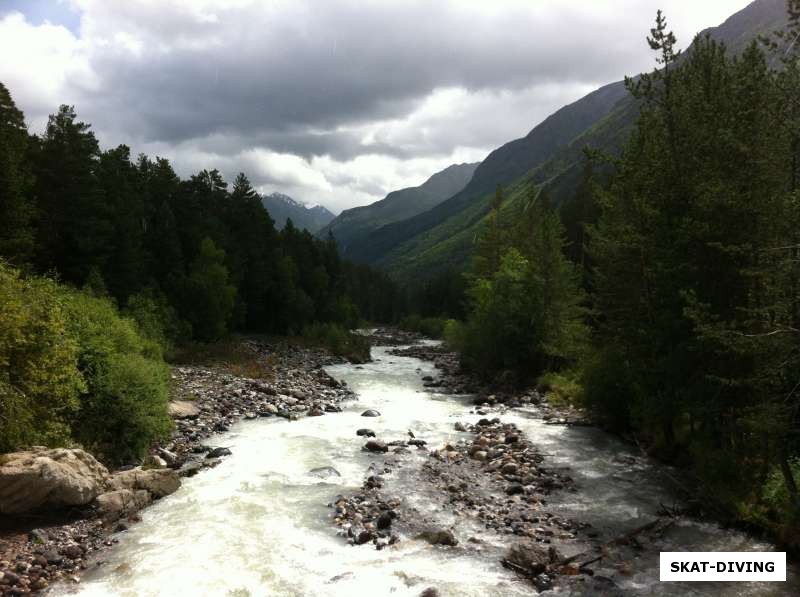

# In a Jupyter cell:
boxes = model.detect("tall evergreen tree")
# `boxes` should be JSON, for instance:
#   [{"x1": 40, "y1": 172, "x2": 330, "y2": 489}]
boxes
[{"x1": 0, "y1": 82, "x2": 35, "y2": 265}]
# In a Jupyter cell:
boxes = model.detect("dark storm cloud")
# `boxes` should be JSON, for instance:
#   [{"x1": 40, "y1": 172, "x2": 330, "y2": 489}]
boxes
[
  {"x1": 74, "y1": 0, "x2": 646, "y2": 156},
  {"x1": 1, "y1": 0, "x2": 752, "y2": 210}
]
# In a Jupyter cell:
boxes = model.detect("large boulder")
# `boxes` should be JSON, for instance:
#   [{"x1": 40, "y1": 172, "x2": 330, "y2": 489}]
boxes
[
  {"x1": 109, "y1": 467, "x2": 181, "y2": 498},
  {"x1": 95, "y1": 489, "x2": 151, "y2": 519},
  {"x1": 0, "y1": 448, "x2": 110, "y2": 514}
]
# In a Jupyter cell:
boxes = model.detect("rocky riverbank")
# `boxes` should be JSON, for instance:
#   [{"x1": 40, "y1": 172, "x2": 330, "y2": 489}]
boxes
[
  {"x1": 330, "y1": 328, "x2": 641, "y2": 594},
  {"x1": 0, "y1": 338, "x2": 356, "y2": 595}
]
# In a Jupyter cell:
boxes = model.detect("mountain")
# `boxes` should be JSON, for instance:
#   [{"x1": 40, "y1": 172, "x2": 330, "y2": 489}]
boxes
[
  {"x1": 261, "y1": 193, "x2": 335, "y2": 233},
  {"x1": 350, "y1": 0, "x2": 789, "y2": 280},
  {"x1": 318, "y1": 162, "x2": 478, "y2": 256}
]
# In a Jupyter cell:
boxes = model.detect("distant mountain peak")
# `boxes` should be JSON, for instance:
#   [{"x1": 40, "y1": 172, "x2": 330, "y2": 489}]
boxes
[{"x1": 261, "y1": 192, "x2": 335, "y2": 233}]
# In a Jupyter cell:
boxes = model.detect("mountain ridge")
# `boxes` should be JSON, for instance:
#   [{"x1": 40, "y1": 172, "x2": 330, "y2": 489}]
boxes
[
  {"x1": 261, "y1": 192, "x2": 335, "y2": 233},
  {"x1": 353, "y1": 0, "x2": 789, "y2": 280}
]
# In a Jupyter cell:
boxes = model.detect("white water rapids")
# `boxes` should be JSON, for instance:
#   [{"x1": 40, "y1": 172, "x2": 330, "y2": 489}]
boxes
[{"x1": 54, "y1": 343, "x2": 798, "y2": 596}]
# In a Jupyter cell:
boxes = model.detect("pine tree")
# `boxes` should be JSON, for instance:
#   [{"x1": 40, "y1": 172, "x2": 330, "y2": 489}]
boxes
[{"x1": 0, "y1": 82, "x2": 35, "y2": 265}]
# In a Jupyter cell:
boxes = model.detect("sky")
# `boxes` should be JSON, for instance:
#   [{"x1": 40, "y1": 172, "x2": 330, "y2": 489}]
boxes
[{"x1": 0, "y1": 0, "x2": 753, "y2": 213}]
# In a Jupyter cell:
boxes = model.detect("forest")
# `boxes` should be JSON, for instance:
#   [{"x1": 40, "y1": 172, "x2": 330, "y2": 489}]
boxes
[
  {"x1": 0, "y1": 83, "x2": 402, "y2": 462},
  {"x1": 436, "y1": 10, "x2": 800, "y2": 543}
]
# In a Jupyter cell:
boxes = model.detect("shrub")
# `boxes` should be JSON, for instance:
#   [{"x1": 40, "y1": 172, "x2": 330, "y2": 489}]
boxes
[
  {"x1": 63, "y1": 289, "x2": 172, "y2": 464},
  {"x1": 537, "y1": 370, "x2": 583, "y2": 406},
  {"x1": 301, "y1": 322, "x2": 371, "y2": 362},
  {"x1": 442, "y1": 318, "x2": 466, "y2": 351},
  {"x1": 0, "y1": 262, "x2": 84, "y2": 451},
  {"x1": 125, "y1": 290, "x2": 190, "y2": 358},
  {"x1": 399, "y1": 315, "x2": 447, "y2": 338}
]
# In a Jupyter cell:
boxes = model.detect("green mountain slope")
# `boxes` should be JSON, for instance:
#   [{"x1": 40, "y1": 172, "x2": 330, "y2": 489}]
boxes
[
  {"x1": 378, "y1": 0, "x2": 789, "y2": 281},
  {"x1": 343, "y1": 80, "x2": 628, "y2": 265},
  {"x1": 317, "y1": 162, "x2": 477, "y2": 254}
]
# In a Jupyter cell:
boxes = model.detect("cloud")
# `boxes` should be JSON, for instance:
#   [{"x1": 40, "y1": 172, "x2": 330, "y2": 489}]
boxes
[{"x1": 0, "y1": 0, "x2": 753, "y2": 212}]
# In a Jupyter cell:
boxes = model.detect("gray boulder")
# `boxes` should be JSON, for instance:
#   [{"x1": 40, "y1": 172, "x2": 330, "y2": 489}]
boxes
[
  {"x1": 95, "y1": 489, "x2": 151, "y2": 519},
  {"x1": 109, "y1": 467, "x2": 181, "y2": 498},
  {"x1": 0, "y1": 448, "x2": 110, "y2": 514}
]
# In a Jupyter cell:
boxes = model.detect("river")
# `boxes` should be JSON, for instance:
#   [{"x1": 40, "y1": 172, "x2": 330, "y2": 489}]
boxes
[{"x1": 56, "y1": 342, "x2": 798, "y2": 596}]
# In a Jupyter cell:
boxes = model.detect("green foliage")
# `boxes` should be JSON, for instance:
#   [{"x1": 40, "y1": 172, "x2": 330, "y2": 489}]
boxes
[
  {"x1": 0, "y1": 262, "x2": 84, "y2": 451},
  {"x1": 0, "y1": 83, "x2": 35, "y2": 265},
  {"x1": 0, "y1": 262, "x2": 172, "y2": 463},
  {"x1": 399, "y1": 315, "x2": 448, "y2": 338},
  {"x1": 62, "y1": 288, "x2": 172, "y2": 464},
  {"x1": 124, "y1": 290, "x2": 190, "y2": 358},
  {"x1": 301, "y1": 322, "x2": 371, "y2": 363},
  {"x1": 185, "y1": 237, "x2": 237, "y2": 342},
  {"x1": 584, "y1": 13, "x2": 800, "y2": 542},
  {"x1": 0, "y1": 85, "x2": 400, "y2": 350},
  {"x1": 457, "y1": 190, "x2": 587, "y2": 383},
  {"x1": 537, "y1": 370, "x2": 583, "y2": 407},
  {"x1": 442, "y1": 318, "x2": 466, "y2": 352}
]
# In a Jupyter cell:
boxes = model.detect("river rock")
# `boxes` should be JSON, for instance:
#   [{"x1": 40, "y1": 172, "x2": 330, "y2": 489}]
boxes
[
  {"x1": 0, "y1": 448, "x2": 110, "y2": 514},
  {"x1": 179, "y1": 461, "x2": 203, "y2": 477},
  {"x1": 420, "y1": 589, "x2": 440, "y2": 597},
  {"x1": 143, "y1": 454, "x2": 167, "y2": 469},
  {"x1": 417, "y1": 528, "x2": 458, "y2": 546},
  {"x1": 206, "y1": 447, "x2": 232, "y2": 459},
  {"x1": 364, "y1": 439, "x2": 388, "y2": 453},
  {"x1": 504, "y1": 541, "x2": 556, "y2": 576},
  {"x1": 361, "y1": 409, "x2": 381, "y2": 417},
  {"x1": 356, "y1": 428, "x2": 376, "y2": 437},
  {"x1": 308, "y1": 466, "x2": 341, "y2": 478},
  {"x1": 95, "y1": 489, "x2": 151, "y2": 519},
  {"x1": 109, "y1": 467, "x2": 181, "y2": 498},
  {"x1": 168, "y1": 400, "x2": 200, "y2": 419},
  {"x1": 376, "y1": 511, "x2": 395, "y2": 530}
]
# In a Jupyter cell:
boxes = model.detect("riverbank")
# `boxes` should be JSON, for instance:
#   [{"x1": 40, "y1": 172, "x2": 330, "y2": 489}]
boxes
[
  {"x1": 330, "y1": 331, "x2": 634, "y2": 593},
  {"x1": 0, "y1": 338, "x2": 354, "y2": 595},
  {"x1": 331, "y1": 329, "x2": 796, "y2": 595}
]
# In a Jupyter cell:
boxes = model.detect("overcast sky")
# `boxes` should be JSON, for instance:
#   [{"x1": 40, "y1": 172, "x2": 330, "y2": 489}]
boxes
[{"x1": 0, "y1": 0, "x2": 753, "y2": 213}]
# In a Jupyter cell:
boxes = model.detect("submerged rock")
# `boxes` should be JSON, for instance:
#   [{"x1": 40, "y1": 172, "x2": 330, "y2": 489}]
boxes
[
  {"x1": 356, "y1": 428, "x2": 376, "y2": 437},
  {"x1": 361, "y1": 409, "x2": 381, "y2": 417},
  {"x1": 416, "y1": 528, "x2": 458, "y2": 546},
  {"x1": 308, "y1": 466, "x2": 341, "y2": 478},
  {"x1": 364, "y1": 439, "x2": 388, "y2": 453},
  {"x1": 205, "y1": 447, "x2": 232, "y2": 459}
]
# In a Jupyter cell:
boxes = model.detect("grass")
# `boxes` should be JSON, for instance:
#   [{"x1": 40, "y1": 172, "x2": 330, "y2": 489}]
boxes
[{"x1": 172, "y1": 337, "x2": 275, "y2": 380}]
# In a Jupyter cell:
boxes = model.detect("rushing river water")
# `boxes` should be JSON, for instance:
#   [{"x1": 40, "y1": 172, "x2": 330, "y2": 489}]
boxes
[{"x1": 56, "y1": 342, "x2": 798, "y2": 596}]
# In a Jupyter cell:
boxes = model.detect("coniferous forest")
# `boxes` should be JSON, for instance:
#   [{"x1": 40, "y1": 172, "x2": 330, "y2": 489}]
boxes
[
  {"x1": 439, "y1": 10, "x2": 800, "y2": 543},
  {"x1": 0, "y1": 85, "x2": 401, "y2": 462}
]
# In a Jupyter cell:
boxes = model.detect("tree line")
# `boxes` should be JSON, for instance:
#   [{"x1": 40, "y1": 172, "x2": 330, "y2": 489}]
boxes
[
  {"x1": 0, "y1": 84, "x2": 402, "y2": 462},
  {"x1": 0, "y1": 90, "x2": 402, "y2": 341},
  {"x1": 449, "y1": 7, "x2": 800, "y2": 545}
]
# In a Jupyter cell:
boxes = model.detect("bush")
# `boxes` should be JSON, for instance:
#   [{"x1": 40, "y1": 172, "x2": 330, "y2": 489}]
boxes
[
  {"x1": 63, "y1": 290, "x2": 172, "y2": 464},
  {"x1": 125, "y1": 290, "x2": 190, "y2": 358},
  {"x1": 0, "y1": 262, "x2": 173, "y2": 463},
  {"x1": 301, "y1": 322, "x2": 371, "y2": 363},
  {"x1": 0, "y1": 262, "x2": 84, "y2": 451},
  {"x1": 442, "y1": 318, "x2": 466, "y2": 351},
  {"x1": 537, "y1": 370, "x2": 583, "y2": 406},
  {"x1": 399, "y1": 315, "x2": 447, "y2": 338}
]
